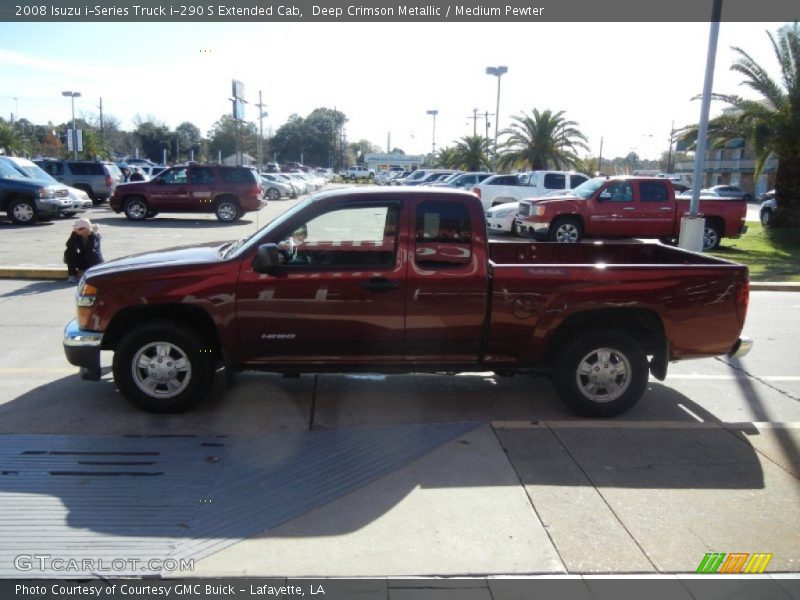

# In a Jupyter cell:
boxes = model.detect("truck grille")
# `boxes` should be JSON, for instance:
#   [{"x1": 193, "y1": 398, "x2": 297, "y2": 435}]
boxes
[
  {"x1": 56, "y1": 189, "x2": 70, "y2": 198},
  {"x1": 518, "y1": 202, "x2": 530, "y2": 217}
]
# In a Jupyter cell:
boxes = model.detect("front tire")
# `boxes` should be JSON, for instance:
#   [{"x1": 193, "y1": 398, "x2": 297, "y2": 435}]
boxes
[
  {"x1": 124, "y1": 197, "x2": 148, "y2": 221},
  {"x1": 760, "y1": 208, "x2": 773, "y2": 227},
  {"x1": 549, "y1": 217, "x2": 583, "y2": 243},
  {"x1": 112, "y1": 321, "x2": 215, "y2": 413},
  {"x1": 552, "y1": 329, "x2": 649, "y2": 417},
  {"x1": 266, "y1": 187, "x2": 281, "y2": 201},
  {"x1": 8, "y1": 199, "x2": 38, "y2": 225}
]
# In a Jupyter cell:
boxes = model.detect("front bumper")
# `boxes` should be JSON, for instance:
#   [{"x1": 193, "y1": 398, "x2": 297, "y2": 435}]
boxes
[
  {"x1": 728, "y1": 336, "x2": 753, "y2": 359},
  {"x1": 514, "y1": 217, "x2": 550, "y2": 239},
  {"x1": 63, "y1": 319, "x2": 103, "y2": 380}
]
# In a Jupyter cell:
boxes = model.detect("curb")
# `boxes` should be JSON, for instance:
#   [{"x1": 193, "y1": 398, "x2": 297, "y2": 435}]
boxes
[{"x1": 0, "y1": 267, "x2": 798, "y2": 291}]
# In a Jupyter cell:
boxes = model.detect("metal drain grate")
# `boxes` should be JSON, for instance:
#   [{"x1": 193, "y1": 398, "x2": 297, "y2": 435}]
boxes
[{"x1": 0, "y1": 422, "x2": 479, "y2": 577}]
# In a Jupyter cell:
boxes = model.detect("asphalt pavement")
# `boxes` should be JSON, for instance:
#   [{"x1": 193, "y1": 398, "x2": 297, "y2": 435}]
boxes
[{"x1": 0, "y1": 186, "x2": 798, "y2": 586}]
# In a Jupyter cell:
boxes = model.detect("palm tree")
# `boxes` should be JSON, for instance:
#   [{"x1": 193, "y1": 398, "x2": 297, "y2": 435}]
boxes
[
  {"x1": 680, "y1": 23, "x2": 800, "y2": 227},
  {"x1": 0, "y1": 120, "x2": 26, "y2": 156},
  {"x1": 449, "y1": 135, "x2": 492, "y2": 171},
  {"x1": 434, "y1": 146, "x2": 458, "y2": 169},
  {"x1": 497, "y1": 109, "x2": 589, "y2": 172}
]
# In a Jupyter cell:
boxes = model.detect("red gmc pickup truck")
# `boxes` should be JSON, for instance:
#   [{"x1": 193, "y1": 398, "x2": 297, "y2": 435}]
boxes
[
  {"x1": 63, "y1": 188, "x2": 752, "y2": 417},
  {"x1": 514, "y1": 176, "x2": 748, "y2": 251}
]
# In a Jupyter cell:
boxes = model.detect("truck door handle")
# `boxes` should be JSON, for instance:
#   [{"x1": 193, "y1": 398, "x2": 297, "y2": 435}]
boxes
[
  {"x1": 660, "y1": 206, "x2": 674, "y2": 211},
  {"x1": 361, "y1": 277, "x2": 399, "y2": 292},
  {"x1": 623, "y1": 207, "x2": 636, "y2": 211}
]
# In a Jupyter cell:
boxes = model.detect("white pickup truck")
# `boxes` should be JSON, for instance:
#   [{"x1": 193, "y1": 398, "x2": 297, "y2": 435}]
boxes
[{"x1": 472, "y1": 170, "x2": 590, "y2": 210}]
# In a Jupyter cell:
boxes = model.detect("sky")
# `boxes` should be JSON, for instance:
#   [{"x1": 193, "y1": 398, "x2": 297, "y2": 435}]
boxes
[{"x1": 0, "y1": 21, "x2": 788, "y2": 161}]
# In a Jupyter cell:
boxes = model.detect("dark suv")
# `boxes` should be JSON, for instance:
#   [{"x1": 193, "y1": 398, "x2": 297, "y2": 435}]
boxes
[
  {"x1": 109, "y1": 164, "x2": 266, "y2": 222},
  {"x1": 34, "y1": 159, "x2": 123, "y2": 203}
]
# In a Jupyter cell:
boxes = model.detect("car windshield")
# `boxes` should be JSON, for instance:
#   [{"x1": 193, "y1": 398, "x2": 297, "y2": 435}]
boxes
[
  {"x1": 571, "y1": 177, "x2": 607, "y2": 199},
  {"x1": 0, "y1": 160, "x2": 28, "y2": 180},
  {"x1": 441, "y1": 173, "x2": 461, "y2": 183},
  {"x1": 10, "y1": 161, "x2": 57, "y2": 182}
]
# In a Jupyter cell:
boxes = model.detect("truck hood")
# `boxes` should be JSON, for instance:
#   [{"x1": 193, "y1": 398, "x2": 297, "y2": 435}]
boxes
[{"x1": 86, "y1": 241, "x2": 229, "y2": 278}]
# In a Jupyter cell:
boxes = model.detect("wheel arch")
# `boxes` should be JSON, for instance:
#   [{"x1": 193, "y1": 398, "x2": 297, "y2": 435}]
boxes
[
  {"x1": 545, "y1": 307, "x2": 667, "y2": 375},
  {"x1": 103, "y1": 304, "x2": 222, "y2": 359}
]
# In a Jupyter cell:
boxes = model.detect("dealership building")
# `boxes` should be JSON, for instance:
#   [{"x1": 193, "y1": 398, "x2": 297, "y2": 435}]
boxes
[{"x1": 364, "y1": 153, "x2": 425, "y2": 172}]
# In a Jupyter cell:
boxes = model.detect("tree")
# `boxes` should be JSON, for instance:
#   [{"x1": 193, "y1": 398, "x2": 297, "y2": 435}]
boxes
[
  {"x1": 0, "y1": 120, "x2": 26, "y2": 156},
  {"x1": 174, "y1": 122, "x2": 203, "y2": 162},
  {"x1": 434, "y1": 146, "x2": 458, "y2": 168},
  {"x1": 447, "y1": 135, "x2": 492, "y2": 171},
  {"x1": 207, "y1": 115, "x2": 258, "y2": 163},
  {"x1": 134, "y1": 118, "x2": 173, "y2": 163},
  {"x1": 497, "y1": 109, "x2": 589, "y2": 172},
  {"x1": 574, "y1": 156, "x2": 598, "y2": 176},
  {"x1": 679, "y1": 23, "x2": 800, "y2": 227}
]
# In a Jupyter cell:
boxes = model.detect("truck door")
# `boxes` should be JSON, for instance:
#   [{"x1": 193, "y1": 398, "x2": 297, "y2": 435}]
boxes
[
  {"x1": 631, "y1": 179, "x2": 675, "y2": 236},
  {"x1": 235, "y1": 201, "x2": 406, "y2": 363},
  {"x1": 588, "y1": 180, "x2": 635, "y2": 236},
  {"x1": 405, "y1": 198, "x2": 488, "y2": 362},
  {"x1": 152, "y1": 166, "x2": 189, "y2": 210}
]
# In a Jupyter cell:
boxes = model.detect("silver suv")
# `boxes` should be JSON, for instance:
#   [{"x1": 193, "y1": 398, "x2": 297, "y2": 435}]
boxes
[{"x1": 34, "y1": 159, "x2": 123, "y2": 203}]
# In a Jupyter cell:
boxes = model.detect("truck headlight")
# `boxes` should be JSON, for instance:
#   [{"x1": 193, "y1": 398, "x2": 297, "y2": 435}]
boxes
[
  {"x1": 76, "y1": 281, "x2": 98, "y2": 329},
  {"x1": 534, "y1": 206, "x2": 546, "y2": 216}
]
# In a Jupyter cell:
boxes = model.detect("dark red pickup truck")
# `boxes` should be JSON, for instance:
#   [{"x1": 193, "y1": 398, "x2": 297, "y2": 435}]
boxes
[
  {"x1": 64, "y1": 188, "x2": 752, "y2": 417},
  {"x1": 515, "y1": 176, "x2": 748, "y2": 251}
]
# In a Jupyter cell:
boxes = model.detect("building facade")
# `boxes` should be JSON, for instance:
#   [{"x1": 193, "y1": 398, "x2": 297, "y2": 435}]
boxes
[{"x1": 676, "y1": 139, "x2": 777, "y2": 196}]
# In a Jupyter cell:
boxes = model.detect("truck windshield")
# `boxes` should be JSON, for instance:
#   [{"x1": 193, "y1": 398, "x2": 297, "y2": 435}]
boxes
[
  {"x1": 224, "y1": 194, "x2": 318, "y2": 259},
  {"x1": 571, "y1": 177, "x2": 607, "y2": 199}
]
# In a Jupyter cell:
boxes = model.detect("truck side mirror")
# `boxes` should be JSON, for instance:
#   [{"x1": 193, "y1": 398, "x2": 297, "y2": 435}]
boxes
[
  {"x1": 254, "y1": 243, "x2": 282, "y2": 273},
  {"x1": 599, "y1": 191, "x2": 612, "y2": 201}
]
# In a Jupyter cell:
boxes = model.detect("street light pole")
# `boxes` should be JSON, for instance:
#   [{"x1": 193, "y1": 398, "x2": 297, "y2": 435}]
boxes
[
  {"x1": 426, "y1": 109, "x2": 438, "y2": 157},
  {"x1": 61, "y1": 91, "x2": 81, "y2": 159},
  {"x1": 485, "y1": 66, "x2": 507, "y2": 167}
]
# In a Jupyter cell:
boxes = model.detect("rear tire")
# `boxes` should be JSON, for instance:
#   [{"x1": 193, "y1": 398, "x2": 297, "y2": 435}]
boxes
[
  {"x1": 760, "y1": 208, "x2": 773, "y2": 227},
  {"x1": 266, "y1": 187, "x2": 281, "y2": 201},
  {"x1": 112, "y1": 321, "x2": 215, "y2": 413},
  {"x1": 552, "y1": 329, "x2": 649, "y2": 417},
  {"x1": 702, "y1": 222, "x2": 722, "y2": 251},
  {"x1": 215, "y1": 198, "x2": 241, "y2": 222}
]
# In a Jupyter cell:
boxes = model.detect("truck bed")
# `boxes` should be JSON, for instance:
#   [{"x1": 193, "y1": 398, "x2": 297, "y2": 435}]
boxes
[{"x1": 484, "y1": 240, "x2": 749, "y2": 365}]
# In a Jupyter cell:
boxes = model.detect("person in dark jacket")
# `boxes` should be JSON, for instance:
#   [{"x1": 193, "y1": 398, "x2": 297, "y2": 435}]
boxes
[{"x1": 64, "y1": 217, "x2": 104, "y2": 283}]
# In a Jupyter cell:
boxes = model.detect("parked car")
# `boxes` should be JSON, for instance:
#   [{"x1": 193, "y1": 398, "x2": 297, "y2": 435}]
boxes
[
  {"x1": 109, "y1": 164, "x2": 265, "y2": 222},
  {"x1": 485, "y1": 201, "x2": 521, "y2": 234},
  {"x1": 431, "y1": 172, "x2": 494, "y2": 190},
  {"x1": 515, "y1": 176, "x2": 748, "y2": 250},
  {"x1": 2, "y1": 156, "x2": 92, "y2": 217},
  {"x1": 260, "y1": 174, "x2": 293, "y2": 200},
  {"x1": 699, "y1": 185, "x2": 753, "y2": 203},
  {"x1": 407, "y1": 170, "x2": 460, "y2": 186},
  {"x1": 64, "y1": 187, "x2": 752, "y2": 418},
  {"x1": 0, "y1": 157, "x2": 74, "y2": 224},
  {"x1": 34, "y1": 159, "x2": 123, "y2": 203},
  {"x1": 472, "y1": 170, "x2": 591, "y2": 211},
  {"x1": 759, "y1": 190, "x2": 777, "y2": 226},
  {"x1": 273, "y1": 173, "x2": 304, "y2": 197},
  {"x1": 283, "y1": 173, "x2": 315, "y2": 194}
]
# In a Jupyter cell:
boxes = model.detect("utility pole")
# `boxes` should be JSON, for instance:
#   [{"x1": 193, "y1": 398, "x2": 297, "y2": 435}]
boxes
[
  {"x1": 468, "y1": 108, "x2": 479, "y2": 136},
  {"x1": 598, "y1": 137, "x2": 603, "y2": 174},
  {"x1": 256, "y1": 90, "x2": 267, "y2": 169},
  {"x1": 97, "y1": 97, "x2": 104, "y2": 147}
]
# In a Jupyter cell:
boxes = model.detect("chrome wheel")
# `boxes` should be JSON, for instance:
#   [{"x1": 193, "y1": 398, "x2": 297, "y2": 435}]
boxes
[
  {"x1": 266, "y1": 187, "x2": 280, "y2": 201},
  {"x1": 131, "y1": 341, "x2": 192, "y2": 399},
  {"x1": 215, "y1": 200, "x2": 240, "y2": 222},
  {"x1": 575, "y1": 347, "x2": 632, "y2": 404},
  {"x1": 702, "y1": 224, "x2": 721, "y2": 251},
  {"x1": 124, "y1": 198, "x2": 147, "y2": 220},
  {"x1": 553, "y1": 222, "x2": 580, "y2": 243}
]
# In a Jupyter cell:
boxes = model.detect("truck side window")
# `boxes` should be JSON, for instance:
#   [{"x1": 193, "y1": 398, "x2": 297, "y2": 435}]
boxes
[
  {"x1": 415, "y1": 201, "x2": 472, "y2": 268},
  {"x1": 285, "y1": 204, "x2": 398, "y2": 268},
  {"x1": 607, "y1": 182, "x2": 633, "y2": 202},
  {"x1": 543, "y1": 173, "x2": 566, "y2": 190},
  {"x1": 640, "y1": 181, "x2": 668, "y2": 202}
]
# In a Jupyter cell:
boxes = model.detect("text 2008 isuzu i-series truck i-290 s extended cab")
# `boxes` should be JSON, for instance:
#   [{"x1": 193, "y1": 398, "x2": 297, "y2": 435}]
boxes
[{"x1": 64, "y1": 188, "x2": 752, "y2": 417}]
